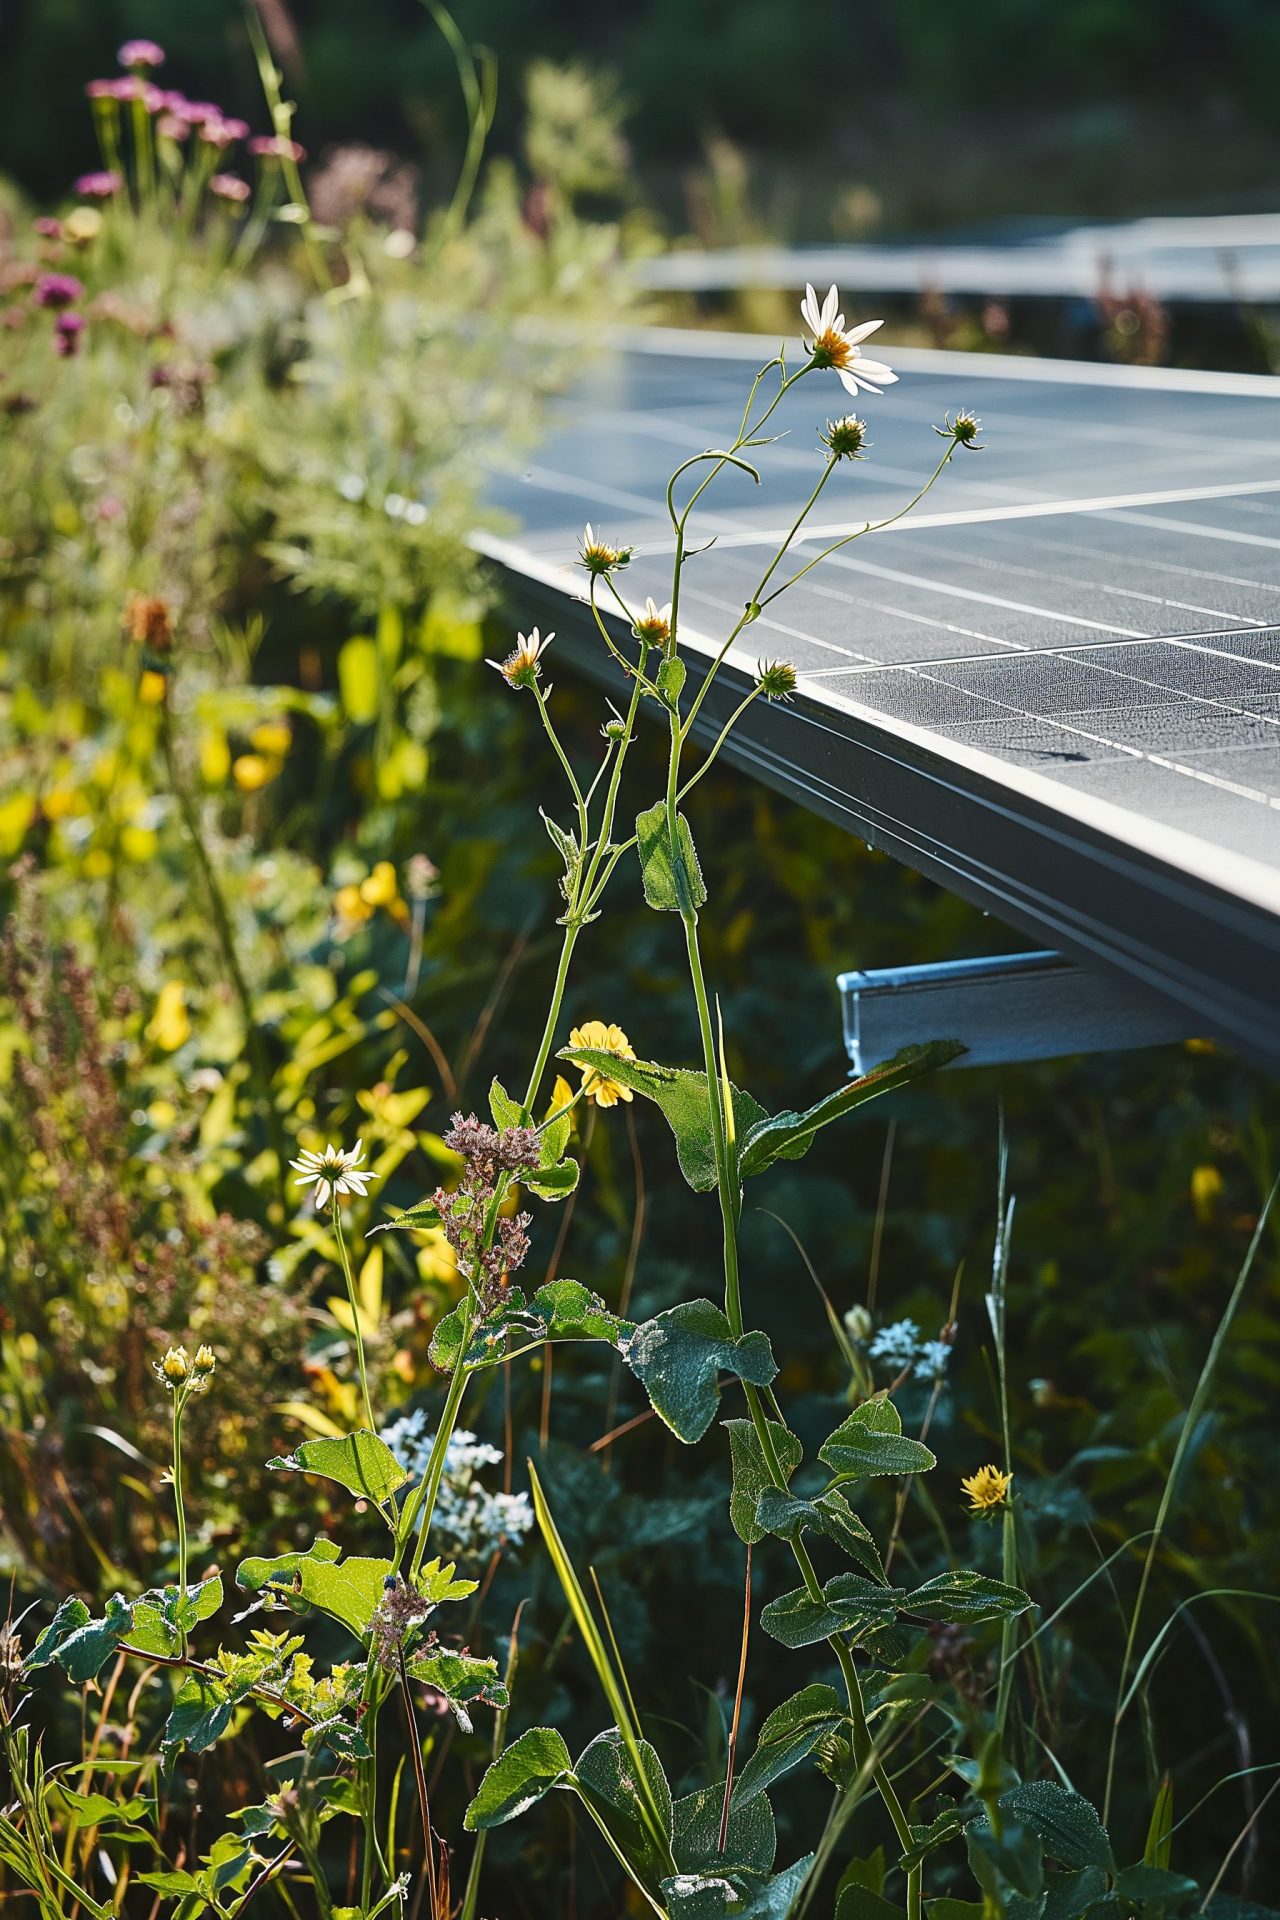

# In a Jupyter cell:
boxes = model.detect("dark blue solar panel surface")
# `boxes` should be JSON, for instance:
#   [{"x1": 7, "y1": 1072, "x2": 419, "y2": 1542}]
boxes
[{"x1": 478, "y1": 329, "x2": 1280, "y2": 1059}]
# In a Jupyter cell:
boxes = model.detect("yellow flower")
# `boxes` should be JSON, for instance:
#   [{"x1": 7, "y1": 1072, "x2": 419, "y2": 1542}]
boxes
[
  {"x1": 334, "y1": 884, "x2": 374, "y2": 930},
  {"x1": 233, "y1": 753, "x2": 282, "y2": 792},
  {"x1": 1190, "y1": 1164, "x2": 1223, "y2": 1223},
  {"x1": 147, "y1": 980, "x2": 191, "y2": 1052},
  {"x1": 359, "y1": 861, "x2": 399, "y2": 908},
  {"x1": 192, "y1": 1344, "x2": 217, "y2": 1376},
  {"x1": 156, "y1": 1345, "x2": 190, "y2": 1386},
  {"x1": 139, "y1": 668, "x2": 168, "y2": 706},
  {"x1": 250, "y1": 720, "x2": 293, "y2": 758},
  {"x1": 569, "y1": 1020, "x2": 636, "y2": 1108},
  {"x1": 961, "y1": 1464, "x2": 1012, "y2": 1514}
]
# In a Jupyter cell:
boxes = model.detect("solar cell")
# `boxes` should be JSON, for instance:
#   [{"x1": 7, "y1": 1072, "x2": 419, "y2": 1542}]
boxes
[{"x1": 479, "y1": 328, "x2": 1280, "y2": 1065}]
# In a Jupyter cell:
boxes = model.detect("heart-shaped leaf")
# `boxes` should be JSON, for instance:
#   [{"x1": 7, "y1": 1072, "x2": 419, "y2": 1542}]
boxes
[
  {"x1": 267, "y1": 1431, "x2": 410, "y2": 1507},
  {"x1": 463, "y1": 1727, "x2": 573, "y2": 1830},
  {"x1": 819, "y1": 1397, "x2": 936, "y2": 1481},
  {"x1": 624, "y1": 1301, "x2": 776, "y2": 1443}
]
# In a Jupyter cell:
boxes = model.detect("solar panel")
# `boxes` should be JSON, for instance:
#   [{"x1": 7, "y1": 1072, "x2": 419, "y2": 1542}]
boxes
[
  {"x1": 635, "y1": 213, "x2": 1280, "y2": 303},
  {"x1": 478, "y1": 327, "x2": 1280, "y2": 1068}
]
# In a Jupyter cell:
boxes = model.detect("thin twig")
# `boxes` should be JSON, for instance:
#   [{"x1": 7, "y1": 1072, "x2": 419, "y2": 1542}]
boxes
[
  {"x1": 397, "y1": 1646, "x2": 438, "y2": 1919},
  {"x1": 234, "y1": 1842, "x2": 299, "y2": 1916},
  {"x1": 380, "y1": 992, "x2": 458, "y2": 1104},
  {"x1": 588, "y1": 1407, "x2": 658, "y2": 1454},
  {"x1": 718, "y1": 1543, "x2": 752, "y2": 1854},
  {"x1": 1200, "y1": 1775, "x2": 1280, "y2": 1910},
  {"x1": 601, "y1": 1106, "x2": 646, "y2": 1467},
  {"x1": 866, "y1": 1120, "x2": 896, "y2": 1315}
]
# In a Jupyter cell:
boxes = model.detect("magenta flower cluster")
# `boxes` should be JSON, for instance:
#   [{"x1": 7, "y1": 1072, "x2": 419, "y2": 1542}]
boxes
[{"x1": 80, "y1": 36, "x2": 305, "y2": 192}]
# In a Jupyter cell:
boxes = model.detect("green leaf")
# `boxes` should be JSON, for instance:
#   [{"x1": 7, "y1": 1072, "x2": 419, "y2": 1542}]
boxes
[
  {"x1": 906, "y1": 1571, "x2": 1034, "y2": 1626},
  {"x1": 534, "y1": 1278, "x2": 630, "y2": 1343},
  {"x1": 1042, "y1": 1868, "x2": 1109, "y2": 1919},
  {"x1": 25, "y1": 1593, "x2": 133, "y2": 1683},
  {"x1": 429, "y1": 1281, "x2": 631, "y2": 1373},
  {"x1": 488, "y1": 1078, "x2": 529, "y2": 1129},
  {"x1": 268, "y1": 1431, "x2": 410, "y2": 1506},
  {"x1": 760, "y1": 1573, "x2": 899, "y2": 1650},
  {"x1": 725, "y1": 1417, "x2": 803, "y2": 1544},
  {"x1": 406, "y1": 1649, "x2": 508, "y2": 1729},
  {"x1": 463, "y1": 1727, "x2": 573, "y2": 1830},
  {"x1": 129, "y1": 1576, "x2": 224, "y2": 1657},
  {"x1": 624, "y1": 1300, "x2": 776, "y2": 1444},
  {"x1": 635, "y1": 800, "x2": 707, "y2": 912},
  {"x1": 673, "y1": 1781, "x2": 776, "y2": 1875},
  {"x1": 656, "y1": 656, "x2": 687, "y2": 709},
  {"x1": 541, "y1": 810, "x2": 583, "y2": 904},
  {"x1": 163, "y1": 1674, "x2": 234, "y2": 1757},
  {"x1": 235, "y1": 1537, "x2": 391, "y2": 1640},
  {"x1": 998, "y1": 1783, "x2": 1114, "y2": 1872},
  {"x1": 304, "y1": 1717, "x2": 373, "y2": 1761},
  {"x1": 557, "y1": 1045, "x2": 768, "y2": 1192},
  {"x1": 1114, "y1": 1864, "x2": 1198, "y2": 1899},
  {"x1": 576, "y1": 1729, "x2": 674, "y2": 1887},
  {"x1": 819, "y1": 1397, "x2": 937, "y2": 1481},
  {"x1": 136, "y1": 1871, "x2": 201, "y2": 1896},
  {"x1": 733, "y1": 1685, "x2": 845, "y2": 1807},
  {"x1": 739, "y1": 1042, "x2": 964, "y2": 1178},
  {"x1": 523, "y1": 1156, "x2": 580, "y2": 1202},
  {"x1": 369, "y1": 1199, "x2": 442, "y2": 1235},
  {"x1": 754, "y1": 1487, "x2": 888, "y2": 1581},
  {"x1": 836, "y1": 1890, "x2": 907, "y2": 1920},
  {"x1": 662, "y1": 1858, "x2": 815, "y2": 1920},
  {"x1": 900, "y1": 1802, "x2": 971, "y2": 1873},
  {"x1": 1143, "y1": 1776, "x2": 1174, "y2": 1870},
  {"x1": 338, "y1": 635, "x2": 379, "y2": 724},
  {"x1": 51, "y1": 1787, "x2": 147, "y2": 1829}
]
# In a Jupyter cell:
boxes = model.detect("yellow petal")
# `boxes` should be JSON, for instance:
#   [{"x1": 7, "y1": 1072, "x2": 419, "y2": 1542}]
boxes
[{"x1": 147, "y1": 980, "x2": 191, "y2": 1052}]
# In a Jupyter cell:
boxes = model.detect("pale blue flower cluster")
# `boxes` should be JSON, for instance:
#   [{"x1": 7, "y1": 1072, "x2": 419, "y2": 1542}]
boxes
[
  {"x1": 866, "y1": 1318, "x2": 952, "y2": 1382},
  {"x1": 382, "y1": 1409, "x2": 533, "y2": 1559}
]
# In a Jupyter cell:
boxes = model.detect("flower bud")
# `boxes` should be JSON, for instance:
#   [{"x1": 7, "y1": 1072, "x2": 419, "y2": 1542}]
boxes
[
  {"x1": 820, "y1": 414, "x2": 869, "y2": 459},
  {"x1": 755, "y1": 659, "x2": 798, "y2": 702}
]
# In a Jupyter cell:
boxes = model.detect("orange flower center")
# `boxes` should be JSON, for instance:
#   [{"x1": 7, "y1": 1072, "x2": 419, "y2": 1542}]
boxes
[{"x1": 813, "y1": 326, "x2": 855, "y2": 370}]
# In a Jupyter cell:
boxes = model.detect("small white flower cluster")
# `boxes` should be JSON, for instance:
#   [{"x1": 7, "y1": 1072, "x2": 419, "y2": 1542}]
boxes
[
  {"x1": 867, "y1": 1317, "x2": 952, "y2": 1382},
  {"x1": 382, "y1": 1410, "x2": 533, "y2": 1559}
]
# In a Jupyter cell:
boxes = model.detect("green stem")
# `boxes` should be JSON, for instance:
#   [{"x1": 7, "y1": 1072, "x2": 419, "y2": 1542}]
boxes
[
  {"x1": 333, "y1": 1201, "x2": 376, "y2": 1437},
  {"x1": 171, "y1": 1392, "x2": 188, "y2": 1653},
  {"x1": 666, "y1": 719, "x2": 923, "y2": 1918}
]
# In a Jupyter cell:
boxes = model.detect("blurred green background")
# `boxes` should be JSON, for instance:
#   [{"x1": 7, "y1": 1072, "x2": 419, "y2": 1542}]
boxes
[{"x1": 5, "y1": 0, "x2": 1280, "y2": 226}]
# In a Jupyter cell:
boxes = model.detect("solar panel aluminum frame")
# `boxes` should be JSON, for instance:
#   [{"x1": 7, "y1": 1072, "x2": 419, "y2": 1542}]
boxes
[
  {"x1": 494, "y1": 557, "x2": 1280, "y2": 1072},
  {"x1": 839, "y1": 951, "x2": 1196, "y2": 1075}
]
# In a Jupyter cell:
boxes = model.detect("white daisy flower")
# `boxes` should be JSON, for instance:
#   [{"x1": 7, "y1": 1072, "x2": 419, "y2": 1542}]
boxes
[
  {"x1": 632, "y1": 597, "x2": 673, "y2": 644},
  {"x1": 290, "y1": 1139, "x2": 373, "y2": 1208},
  {"x1": 800, "y1": 283, "x2": 898, "y2": 396},
  {"x1": 485, "y1": 626, "x2": 553, "y2": 691}
]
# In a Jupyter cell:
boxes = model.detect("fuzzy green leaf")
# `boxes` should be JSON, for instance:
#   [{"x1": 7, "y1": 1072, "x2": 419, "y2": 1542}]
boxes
[
  {"x1": 576, "y1": 1729, "x2": 674, "y2": 1887},
  {"x1": 406, "y1": 1649, "x2": 508, "y2": 1729},
  {"x1": 819, "y1": 1397, "x2": 937, "y2": 1481},
  {"x1": 463, "y1": 1727, "x2": 573, "y2": 1830},
  {"x1": 25, "y1": 1593, "x2": 133, "y2": 1683},
  {"x1": 369, "y1": 1199, "x2": 442, "y2": 1236},
  {"x1": 557, "y1": 1046, "x2": 767, "y2": 1192},
  {"x1": 163, "y1": 1674, "x2": 234, "y2": 1757},
  {"x1": 235, "y1": 1537, "x2": 391, "y2": 1640},
  {"x1": 725, "y1": 1417, "x2": 803, "y2": 1545},
  {"x1": 760, "y1": 1573, "x2": 899, "y2": 1650},
  {"x1": 624, "y1": 1300, "x2": 777, "y2": 1444},
  {"x1": 754, "y1": 1488, "x2": 888, "y2": 1582},
  {"x1": 998, "y1": 1782, "x2": 1114, "y2": 1872},
  {"x1": 267, "y1": 1431, "x2": 410, "y2": 1506},
  {"x1": 905, "y1": 1571, "x2": 1034, "y2": 1626},
  {"x1": 673, "y1": 1781, "x2": 776, "y2": 1875},
  {"x1": 488, "y1": 1078, "x2": 530, "y2": 1129},
  {"x1": 523, "y1": 1156, "x2": 580, "y2": 1202},
  {"x1": 733, "y1": 1685, "x2": 845, "y2": 1807},
  {"x1": 429, "y1": 1281, "x2": 631, "y2": 1373},
  {"x1": 738, "y1": 1042, "x2": 964, "y2": 1179},
  {"x1": 129, "y1": 1576, "x2": 224, "y2": 1658},
  {"x1": 635, "y1": 801, "x2": 707, "y2": 912}
]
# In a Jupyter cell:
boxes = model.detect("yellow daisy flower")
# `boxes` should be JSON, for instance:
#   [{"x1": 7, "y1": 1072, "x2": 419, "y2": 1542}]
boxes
[
  {"x1": 569, "y1": 1020, "x2": 636, "y2": 1108},
  {"x1": 961, "y1": 1464, "x2": 1012, "y2": 1514}
]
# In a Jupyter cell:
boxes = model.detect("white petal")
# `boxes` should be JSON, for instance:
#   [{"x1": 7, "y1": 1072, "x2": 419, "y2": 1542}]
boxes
[
  {"x1": 820, "y1": 284, "x2": 839, "y2": 330},
  {"x1": 855, "y1": 357, "x2": 897, "y2": 383},
  {"x1": 801, "y1": 283, "x2": 820, "y2": 331},
  {"x1": 349, "y1": 1139, "x2": 364, "y2": 1164},
  {"x1": 838, "y1": 368, "x2": 881, "y2": 396},
  {"x1": 845, "y1": 318, "x2": 884, "y2": 344}
]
